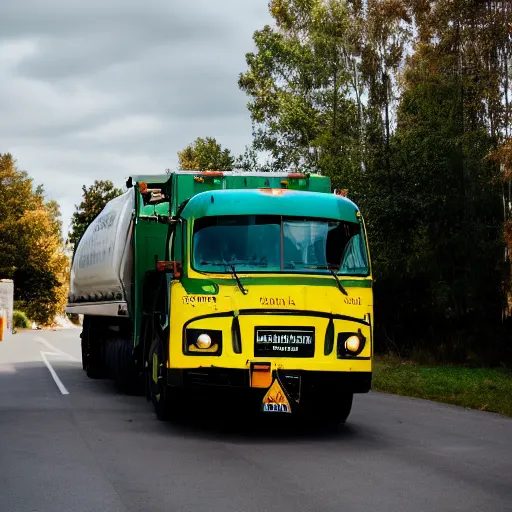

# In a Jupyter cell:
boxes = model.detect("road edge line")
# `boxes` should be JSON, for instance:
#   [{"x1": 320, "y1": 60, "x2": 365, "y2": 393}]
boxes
[{"x1": 40, "y1": 351, "x2": 70, "y2": 395}]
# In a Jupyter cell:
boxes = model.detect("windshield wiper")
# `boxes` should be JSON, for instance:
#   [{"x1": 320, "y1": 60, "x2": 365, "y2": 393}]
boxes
[
  {"x1": 229, "y1": 264, "x2": 248, "y2": 295},
  {"x1": 197, "y1": 261, "x2": 248, "y2": 294},
  {"x1": 328, "y1": 268, "x2": 348, "y2": 296},
  {"x1": 304, "y1": 264, "x2": 348, "y2": 295}
]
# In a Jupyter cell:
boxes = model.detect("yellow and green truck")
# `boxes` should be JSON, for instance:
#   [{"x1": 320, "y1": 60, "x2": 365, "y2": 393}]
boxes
[{"x1": 67, "y1": 171, "x2": 373, "y2": 424}]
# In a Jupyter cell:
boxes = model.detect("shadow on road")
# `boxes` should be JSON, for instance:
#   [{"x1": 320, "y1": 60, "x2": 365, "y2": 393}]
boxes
[
  {"x1": 0, "y1": 360, "x2": 385, "y2": 448},
  {"x1": 164, "y1": 413, "x2": 383, "y2": 445}
]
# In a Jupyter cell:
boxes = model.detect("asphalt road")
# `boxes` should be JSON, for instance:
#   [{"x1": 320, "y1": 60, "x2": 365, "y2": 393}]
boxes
[{"x1": 0, "y1": 329, "x2": 511, "y2": 512}]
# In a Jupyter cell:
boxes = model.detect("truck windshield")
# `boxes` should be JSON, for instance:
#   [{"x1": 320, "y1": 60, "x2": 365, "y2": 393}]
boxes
[{"x1": 192, "y1": 215, "x2": 369, "y2": 276}]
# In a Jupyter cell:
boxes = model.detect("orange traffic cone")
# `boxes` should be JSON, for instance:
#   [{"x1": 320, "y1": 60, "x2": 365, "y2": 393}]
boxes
[{"x1": 0, "y1": 315, "x2": 4, "y2": 342}]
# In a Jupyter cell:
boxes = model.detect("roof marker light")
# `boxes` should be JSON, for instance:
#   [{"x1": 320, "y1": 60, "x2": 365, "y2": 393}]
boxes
[
  {"x1": 195, "y1": 171, "x2": 224, "y2": 183},
  {"x1": 260, "y1": 188, "x2": 284, "y2": 196},
  {"x1": 201, "y1": 171, "x2": 224, "y2": 177}
]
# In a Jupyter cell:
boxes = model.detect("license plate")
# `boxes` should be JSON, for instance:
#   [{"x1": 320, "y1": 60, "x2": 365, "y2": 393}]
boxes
[
  {"x1": 254, "y1": 327, "x2": 315, "y2": 357},
  {"x1": 262, "y1": 378, "x2": 291, "y2": 413}
]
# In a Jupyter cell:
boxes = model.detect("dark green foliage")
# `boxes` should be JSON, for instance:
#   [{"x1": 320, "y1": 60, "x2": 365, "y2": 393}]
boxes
[
  {"x1": 239, "y1": 0, "x2": 512, "y2": 364},
  {"x1": 366, "y1": 23, "x2": 508, "y2": 363}
]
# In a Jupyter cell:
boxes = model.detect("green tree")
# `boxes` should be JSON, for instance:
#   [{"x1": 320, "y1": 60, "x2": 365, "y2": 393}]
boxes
[
  {"x1": 238, "y1": 0, "x2": 512, "y2": 363},
  {"x1": 177, "y1": 137, "x2": 234, "y2": 172},
  {"x1": 68, "y1": 180, "x2": 123, "y2": 246},
  {"x1": 368, "y1": 26, "x2": 505, "y2": 361},
  {"x1": 233, "y1": 145, "x2": 277, "y2": 172},
  {"x1": 0, "y1": 153, "x2": 35, "y2": 279},
  {"x1": 14, "y1": 207, "x2": 70, "y2": 325},
  {"x1": 358, "y1": 0, "x2": 411, "y2": 188},
  {"x1": 238, "y1": 0, "x2": 362, "y2": 188},
  {"x1": 0, "y1": 153, "x2": 70, "y2": 325}
]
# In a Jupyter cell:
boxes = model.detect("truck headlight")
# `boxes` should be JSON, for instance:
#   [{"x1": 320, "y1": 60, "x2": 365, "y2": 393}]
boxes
[
  {"x1": 345, "y1": 335, "x2": 361, "y2": 353},
  {"x1": 196, "y1": 333, "x2": 212, "y2": 349},
  {"x1": 337, "y1": 330, "x2": 366, "y2": 357},
  {"x1": 184, "y1": 329, "x2": 222, "y2": 355}
]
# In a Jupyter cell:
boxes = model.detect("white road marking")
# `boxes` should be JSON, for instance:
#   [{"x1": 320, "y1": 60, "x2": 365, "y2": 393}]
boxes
[
  {"x1": 40, "y1": 351, "x2": 70, "y2": 395},
  {"x1": 35, "y1": 336, "x2": 79, "y2": 362}
]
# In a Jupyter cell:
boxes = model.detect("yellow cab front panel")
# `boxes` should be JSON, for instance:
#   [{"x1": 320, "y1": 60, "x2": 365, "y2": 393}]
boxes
[{"x1": 166, "y1": 274, "x2": 373, "y2": 408}]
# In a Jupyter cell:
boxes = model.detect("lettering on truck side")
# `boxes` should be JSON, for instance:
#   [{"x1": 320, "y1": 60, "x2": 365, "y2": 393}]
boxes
[
  {"x1": 344, "y1": 297, "x2": 362, "y2": 306},
  {"x1": 182, "y1": 296, "x2": 217, "y2": 305},
  {"x1": 260, "y1": 296, "x2": 296, "y2": 307}
]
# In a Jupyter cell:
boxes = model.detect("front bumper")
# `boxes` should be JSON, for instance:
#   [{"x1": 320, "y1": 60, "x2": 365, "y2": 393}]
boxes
[{"x1": 166, "y1": 367, "x2": 372, "y2": 394}]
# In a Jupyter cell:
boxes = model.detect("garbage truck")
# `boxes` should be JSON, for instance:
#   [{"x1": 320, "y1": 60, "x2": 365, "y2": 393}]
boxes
[{"x1": 66, "y1": 170, "x2": 373, "y2": 424}]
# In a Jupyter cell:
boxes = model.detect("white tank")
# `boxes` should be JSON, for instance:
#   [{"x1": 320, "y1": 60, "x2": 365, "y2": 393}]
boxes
[{"x1": 67, "y1": 188, "x2": 134, "y2": 315}]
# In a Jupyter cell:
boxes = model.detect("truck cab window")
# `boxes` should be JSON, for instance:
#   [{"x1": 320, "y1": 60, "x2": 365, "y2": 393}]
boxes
[{"x1": 192, "y1": 215, "x2": 369, "y2": 275}]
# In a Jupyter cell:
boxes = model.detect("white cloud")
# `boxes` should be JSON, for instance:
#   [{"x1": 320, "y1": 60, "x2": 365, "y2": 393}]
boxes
[{"x1": 1, "y1": 0, "x2": 273, "y2": 237}]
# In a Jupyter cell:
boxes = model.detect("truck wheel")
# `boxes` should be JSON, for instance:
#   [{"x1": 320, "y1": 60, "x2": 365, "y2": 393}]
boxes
[
  {"x1": 326, "y1": 393, "x2": 353, "y2": 425},
  {"x1": 148, "y1": 333, "x2": 186, "y2": 421},
  {"x1": 84, "y1": 318, "x2": 105, "y2": 379},
  {"x1": 85, "y1": 342, "x2": 104, "y2": 379},
  {"x1": 148, "y1": 337, "x2": 173, "y2": 421},
  {"x1": 80, "y1": 316, "x2": 91, "y2": 371},
  {"x1": 80, "y1": 332, "x2": 87, "y2": 371},
  {"x1": 144, "y1": 360, "x2": 152, "y2": 402},
  {"x1": 112, "y1": 338, "x2": 138, "y2": 395},
  {"x1": 86, "y1": 360, "x2": 104, "y2": 379},
  {"x1": 300, "y1": 392, "x2": 353, "y2": 427}
]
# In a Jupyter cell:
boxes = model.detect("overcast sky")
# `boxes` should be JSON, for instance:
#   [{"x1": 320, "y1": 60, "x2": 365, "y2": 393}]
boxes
[{"x1": 1, "y1": 0, "x2": 272, "y2": 239}]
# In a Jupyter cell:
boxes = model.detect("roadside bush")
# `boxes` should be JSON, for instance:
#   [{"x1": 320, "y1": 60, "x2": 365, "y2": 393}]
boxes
[{"x1": 13, "y1": 310, "x2": 30, "y2": 329}]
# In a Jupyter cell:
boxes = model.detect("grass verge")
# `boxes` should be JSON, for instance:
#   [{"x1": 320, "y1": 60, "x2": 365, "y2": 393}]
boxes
[{"x1": 372, "y1": 356, "x2": 512, "y2": 417}]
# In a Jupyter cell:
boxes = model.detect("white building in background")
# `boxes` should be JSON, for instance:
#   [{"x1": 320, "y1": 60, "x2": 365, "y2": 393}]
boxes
[{"x1": 0, "y1": 279, "x2": 14, "y2": 336}]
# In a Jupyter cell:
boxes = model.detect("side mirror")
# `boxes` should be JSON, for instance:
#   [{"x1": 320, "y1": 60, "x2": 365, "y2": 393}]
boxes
[{"x1": 156, "y1": 261, "x2": 182, "y2": 278}]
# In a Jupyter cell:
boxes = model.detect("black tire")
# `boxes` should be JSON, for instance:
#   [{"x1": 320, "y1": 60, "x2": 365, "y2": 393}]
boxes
[
  {"x1": 80, "y1": 333, "x2": 87, "y2": 371},
  {"x1": 86, "y1": 359, "x2": 104, "y2": 379},
  {"x1": 85, "y1": 344, "x2": 104, "y2": 379},
  {"x1": 141, "y1": 319, "x2": 153, "y2": 402},
  {"x1": 144, "y1": 360, "x2": 152, "y2": 402},
  {"x1": 148, "y1": 337, "x2": 171, "y2": 420},
  {"x1": 112, "y1": 338, "x2": 138, "y2": 395},
  {"x1": 299, "y1": 392, "x2": 353, "y2": 427},
  {"x1": 84, "y1": 317, "x2": 105, "y2": 379},
  {"x1": 80, "y1": 332, "x2": 87, "y2": 371},
  {"x1": 80, "y1": 316, "x2": 90, "y2": 371},
  {"x1": 147, "y1": 334, "x2": 184, "y2": 421},
  {"x1": 326, "y1": 393, "x2": 353, "y2": 425}
]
